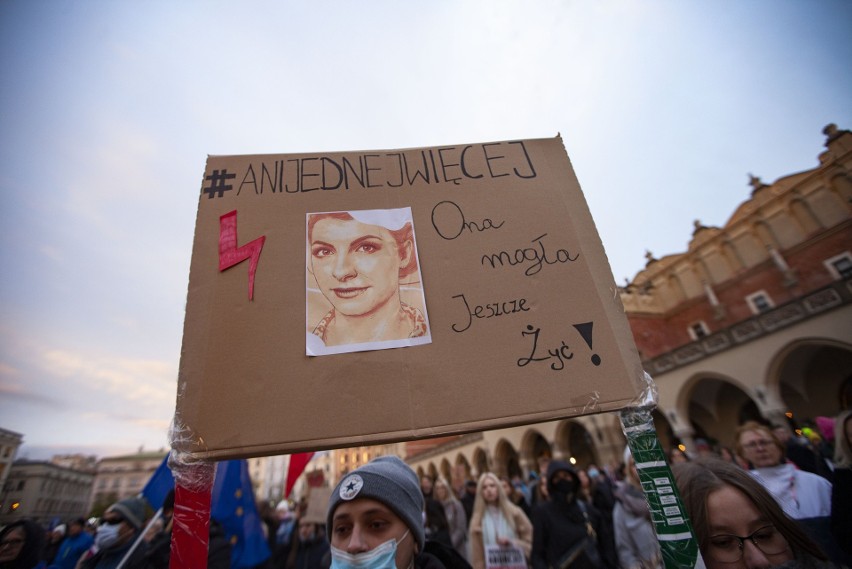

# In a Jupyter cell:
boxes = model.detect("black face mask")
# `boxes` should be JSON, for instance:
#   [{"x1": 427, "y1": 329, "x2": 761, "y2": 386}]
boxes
[{"x1": 551, "y1": 479, "x2": 576, "y2": 503}]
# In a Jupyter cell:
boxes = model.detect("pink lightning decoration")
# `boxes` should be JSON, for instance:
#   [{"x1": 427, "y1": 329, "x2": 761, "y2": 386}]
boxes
[{"x1": 219, "y1": 210, "x2": 266, "y2": 300}]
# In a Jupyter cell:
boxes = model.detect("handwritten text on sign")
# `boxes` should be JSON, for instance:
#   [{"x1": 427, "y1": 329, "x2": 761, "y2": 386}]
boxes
[{"x1": 212, "y1": 140, "x2": 600, "y2": 371}]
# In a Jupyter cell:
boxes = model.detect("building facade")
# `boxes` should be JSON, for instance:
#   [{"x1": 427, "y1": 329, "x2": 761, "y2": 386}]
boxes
[
  {"x1": 0, "y1": 428, "x2": 23, "y2": 496},
  {"x1": 248, "y1": 454, "x2": 289, "y2": 504},
  {"x1": 50, "y1": 454, "x2": 98, "y2": 473},
  {"x1": 624, "y1": 123, "x2": 851, "y2": 452},
  {"x1": 88, "y1": 450, "x2": 167, "y2": 514},
  {"x1": 0, "y1": 460, "x2": 94, "y2": 526},
  {"x1": 404, "y1": 123, "x2": 852, "y2": 482}
]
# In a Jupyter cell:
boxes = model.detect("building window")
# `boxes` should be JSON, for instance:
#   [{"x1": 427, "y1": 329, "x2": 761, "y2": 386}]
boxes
[
  {"x1": 688, "y1": 321, "x2": 710, "y2": 341},
  {"x1": 746, "y1": 291, "x2": 774, "y2": 314},
  {"x1": 824, "y1": 252, "x2": 852, "y2": 280}
]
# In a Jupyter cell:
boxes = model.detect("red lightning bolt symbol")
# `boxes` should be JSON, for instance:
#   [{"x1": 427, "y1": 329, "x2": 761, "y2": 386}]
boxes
[{"x1": 218, "y1": 210, "x2": 266, "y2": 300}]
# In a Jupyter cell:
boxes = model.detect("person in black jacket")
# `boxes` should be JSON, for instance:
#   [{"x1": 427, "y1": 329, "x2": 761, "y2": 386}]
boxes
[{"x1": 531, "y1": 461, "x2": 614, "y2": 569}]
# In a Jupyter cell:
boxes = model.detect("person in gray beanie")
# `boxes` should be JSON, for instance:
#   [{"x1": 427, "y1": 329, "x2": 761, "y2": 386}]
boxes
[
  {"x1": 81, "y1": 496, "x2": 149, "y2": 569},
  {"x1": 327, "y1": 455, "x2": 467, "y2": 569}
]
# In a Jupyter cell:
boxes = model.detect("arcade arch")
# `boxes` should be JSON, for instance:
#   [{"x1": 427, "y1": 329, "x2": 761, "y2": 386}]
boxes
[
  {"x1": 440, "y1": 458, "x2": 452, "y2": 482},
  {"x1": 472, "y1": 447, "x2": 489, "y2": 478},
  {"x1": 651, "y1": 409, "x2": 675, "y2": 451},
  {"x1": 679, "y1": 374, "x2": 760, "y2": 449},
  {"x1": 770, "y1": 339, "x2": 852, "y2": 422},
  {"x1": 554, "y1": 420, "x2": 598, "y2": 468},
  {"x1": 493, "y1": 439, "x2": 522, "y2": 478},
  {"x1": 520, "y1": 429, "x2": 552, "y2": 478},
  {"x1": 455, "y1": 454, "x2": 472, "y2": 480},
  {"x1": 427, "y1": 463, "x2": 439, "y2": 480}
]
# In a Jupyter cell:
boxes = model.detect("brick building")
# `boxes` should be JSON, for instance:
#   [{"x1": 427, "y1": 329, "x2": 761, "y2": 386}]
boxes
[{"x1": 404, "y1": 123, "x2": 851, "y2": 481}]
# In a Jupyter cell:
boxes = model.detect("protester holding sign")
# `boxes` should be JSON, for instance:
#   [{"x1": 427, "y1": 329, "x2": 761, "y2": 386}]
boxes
[
  {"x1": 673, "y1": 458, "x2": 829, "y2": 569},
  {"x1": 469, "y1": 473, "x2": 532, "y2": 569},
  {"x1": 327, "y1": 455, "x2": 469, "y2": 569}
]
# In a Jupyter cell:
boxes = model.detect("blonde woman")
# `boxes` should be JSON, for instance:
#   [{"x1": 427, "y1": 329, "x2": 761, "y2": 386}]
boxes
[{"x1": 469, "y1": 472, "x2": 533, "y2": 569}]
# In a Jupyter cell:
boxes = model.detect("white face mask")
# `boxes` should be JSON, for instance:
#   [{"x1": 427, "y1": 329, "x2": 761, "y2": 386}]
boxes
[
  {"x1": 95, "y1": 523, "x2": 122, "y2": 549},
  {"x1": 330, "y1": 530, "x2": 411, "y2": 569}
]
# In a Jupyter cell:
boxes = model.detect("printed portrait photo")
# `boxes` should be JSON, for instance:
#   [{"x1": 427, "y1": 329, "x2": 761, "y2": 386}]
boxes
[{"x1": 305, "y1": 207, "x2": 432, "y2": 356}]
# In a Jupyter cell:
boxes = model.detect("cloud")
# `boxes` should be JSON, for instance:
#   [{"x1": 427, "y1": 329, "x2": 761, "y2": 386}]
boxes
[
  {"x1": 41, "y1": 349, "x2": 176, "y2": 406},
  {"x1": 0, "y1": 361, "x2": 18, "y2": 377},
  {"x1": 0, "y1": 381, "x2": 63, "y2": 408}
]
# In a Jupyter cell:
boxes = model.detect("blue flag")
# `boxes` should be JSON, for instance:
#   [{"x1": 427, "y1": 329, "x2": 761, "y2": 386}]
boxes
[
  {"x1": 211, "y1": 460, "x2": 271, "y2": 569},
  {"x1": 141, "y1": 454, "x2": 175, "y2": 510}
]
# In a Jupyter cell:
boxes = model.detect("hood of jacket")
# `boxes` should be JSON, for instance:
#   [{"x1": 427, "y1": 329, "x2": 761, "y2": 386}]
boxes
[{"x1": 546, "y1": 460, "x2": 580, "y2": 495}]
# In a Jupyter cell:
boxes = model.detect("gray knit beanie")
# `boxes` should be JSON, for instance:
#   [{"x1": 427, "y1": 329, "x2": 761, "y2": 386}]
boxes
[
  {"x1": 327, "y1": 455, "x2": 425, "y2": 549},
  {"x1": 107, "y1": 497, "x2": 146, "y2": 530}
]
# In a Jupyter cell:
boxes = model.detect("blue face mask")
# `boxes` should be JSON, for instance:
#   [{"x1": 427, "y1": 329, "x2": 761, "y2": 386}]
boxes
[
  {"x1": 330, "y1": 530, "x2": 410, "y2": 569},
  {"x1": 94, "y1": 523, "x2": 121, "y2": 549}
]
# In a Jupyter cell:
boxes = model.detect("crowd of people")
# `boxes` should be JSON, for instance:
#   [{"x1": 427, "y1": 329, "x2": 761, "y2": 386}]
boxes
[
  {"x1": 0, "y1": 492, "x2": 231, "y2": 569},
  {"x1": 250, "y1": 411, "x2": 850, "y2": 569},
  {"x1": 2, "y1": 410, "x2": 850, "y2": 569}
]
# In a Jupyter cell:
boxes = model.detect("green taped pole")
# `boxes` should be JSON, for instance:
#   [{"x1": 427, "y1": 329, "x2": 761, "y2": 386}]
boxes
[{"x1": 619, "y1": 374, "x2": 705, "y2": 569}]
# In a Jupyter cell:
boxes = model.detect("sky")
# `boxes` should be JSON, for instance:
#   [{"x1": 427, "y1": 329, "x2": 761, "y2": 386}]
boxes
[{"x1": 1, "y1": 1, "x2": 850, "y2": 461}]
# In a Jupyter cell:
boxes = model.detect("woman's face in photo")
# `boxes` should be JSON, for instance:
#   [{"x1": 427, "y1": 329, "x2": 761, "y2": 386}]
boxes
[{"x1": 311, "y1": 217, "x2": 406, "y2": 317}]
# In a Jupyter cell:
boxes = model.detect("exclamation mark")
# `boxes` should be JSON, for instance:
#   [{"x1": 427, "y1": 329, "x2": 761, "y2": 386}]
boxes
[{"x1": 573, "y1": 322, "x2": 601, "y2": 366}]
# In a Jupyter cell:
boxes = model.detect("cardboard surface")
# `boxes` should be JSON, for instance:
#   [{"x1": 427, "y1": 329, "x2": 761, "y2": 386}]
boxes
[
  {"x1": 174, "y1": 136, "x2": 645, "y2": 460},
  {"x1": 302, "y1": 487, "x2": 332, "y2": 525}
]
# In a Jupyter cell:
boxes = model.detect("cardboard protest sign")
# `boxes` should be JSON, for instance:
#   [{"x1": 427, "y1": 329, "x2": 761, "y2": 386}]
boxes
[
  {"x1": 485, "y1": 545, "x2": 527, "y2": 569},
  {"x1": 302, "y1": 487, "x2": 333, "y2": 525},
  {"x1": 173, "y1": 136, "x2": 645, "y2": 460}
]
